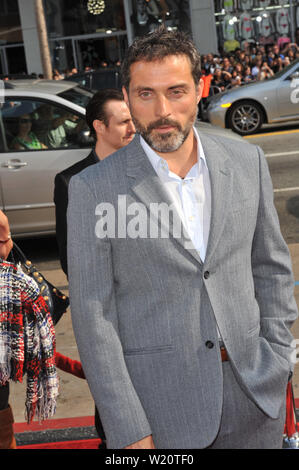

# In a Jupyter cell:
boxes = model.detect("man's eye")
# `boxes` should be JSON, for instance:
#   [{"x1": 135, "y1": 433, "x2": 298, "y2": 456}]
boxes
[
  {"x1": 171, "y1": 90, "x2": 183, "y2": 96},
  {"x1": 140, "y1": 91, "x2": 152, "y2": 98}
]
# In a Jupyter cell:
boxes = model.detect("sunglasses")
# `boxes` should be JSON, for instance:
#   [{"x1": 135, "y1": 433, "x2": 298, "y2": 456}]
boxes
[{"x1": 19, "y1": 118, "x2": 32, "y2": 124}]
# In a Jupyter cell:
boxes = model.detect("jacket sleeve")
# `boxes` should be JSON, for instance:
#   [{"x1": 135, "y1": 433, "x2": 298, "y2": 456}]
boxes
[
  {"x1": 54, "y1": 173, "x2": 69, "y2": 276},
  {"x1": 251, "y1": 145, "x2": 298, "y2": 371},
  {"x1": 67, "y1": 174, "x2": 152, "y2": 449}
]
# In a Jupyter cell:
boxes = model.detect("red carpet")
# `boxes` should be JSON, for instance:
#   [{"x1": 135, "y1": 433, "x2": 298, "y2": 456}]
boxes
[
  {"x1": 14, "y1": 416, "x2": 103, "y2": 449},
  {"x1": 17, "y1": 439, "x2": 101, "y2": 449},
  {"x1": 14, "y1": 415, "x2": 95, "y2": 433},
  {"x1": 14, "y1": 401, "x2": 299, "y2": 449}
]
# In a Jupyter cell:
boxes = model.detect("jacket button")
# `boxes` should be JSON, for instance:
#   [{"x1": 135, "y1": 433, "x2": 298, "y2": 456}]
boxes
[
  {"x1": 205, "y1": 340, "x2": 214, "y2": 349},
  {"x1": 204, "y1": 271, "x2": 210, "y2": 279}
]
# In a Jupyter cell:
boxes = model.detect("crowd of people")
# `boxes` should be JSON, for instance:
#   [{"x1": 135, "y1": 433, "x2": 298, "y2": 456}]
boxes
[
  {"x1": 52, "y1": 60, "x2": 122, "y2": 80},
  {"x1": 201, "y1": 40, "x2": 299, "y2": 95},
  {"x1": 51, "y1": 40, "x2": 299, "y2": 98},
  {"x1": 3, "y1": 34, "x2": 299, "y2": 93}
]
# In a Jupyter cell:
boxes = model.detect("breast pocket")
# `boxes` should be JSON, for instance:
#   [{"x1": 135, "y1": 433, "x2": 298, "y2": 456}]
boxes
[{"x1": 226, "y1": 198, "x2": 258, "y2": 245}]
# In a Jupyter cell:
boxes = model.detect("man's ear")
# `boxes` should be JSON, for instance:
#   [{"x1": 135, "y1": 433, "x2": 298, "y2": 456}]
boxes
[
  {"x1": 92, "y1": 119, "x2": 105, "y2": 135},
  {"x1": 196, "y1": 78, "x2": 204, "y2": 104},
  {"x1": 122, "y1": 86, "x2": 130, "y2": 108}
]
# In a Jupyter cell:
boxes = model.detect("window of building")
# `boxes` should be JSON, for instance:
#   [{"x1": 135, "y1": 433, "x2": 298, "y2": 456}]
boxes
[
  {"x1": 0, "y1": 0, "x2": 22, "y2": 44},
  {"x1": 130, "y1": 0, "x2": 192, "y2": 37},
  {"x1": 44, "y1": 0, "x2": 128, "y2": 71},
  {"x1": 44, "y1": 0, "x2": 126, "y2": 38}
]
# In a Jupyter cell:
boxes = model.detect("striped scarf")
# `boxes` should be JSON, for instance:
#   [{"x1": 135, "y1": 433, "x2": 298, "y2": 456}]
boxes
[{"x1": 0, "y1": 260, "x2": 59, "y2": 423}]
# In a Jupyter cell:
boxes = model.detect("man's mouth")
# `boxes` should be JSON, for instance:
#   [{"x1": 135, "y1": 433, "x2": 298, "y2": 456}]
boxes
[{"x1": 154, "y1": 125, "x2": 176, "y2": 133}]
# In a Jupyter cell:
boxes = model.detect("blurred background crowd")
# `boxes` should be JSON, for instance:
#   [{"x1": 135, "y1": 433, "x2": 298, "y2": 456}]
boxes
[
  {"x1": 4, "y1": 26, "x2": 298, "y2": 100},
  {"x1": 203, "y1": 29, "x2": 299, "y2": 94}
]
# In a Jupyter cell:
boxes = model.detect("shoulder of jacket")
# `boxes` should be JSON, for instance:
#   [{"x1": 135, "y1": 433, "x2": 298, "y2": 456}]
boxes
[
  {"x1": 201, "y1": 129, "x2": 257, "y2": 153},
  {"x1": 78, "y1": 147, "x2": 127, "y2": 185},
  {"x1": 55, "y1": 153, "x2": 95, "y2": 182},
  {"x1": 202, "y1": 131, "x2": 261, "y2": 172}
]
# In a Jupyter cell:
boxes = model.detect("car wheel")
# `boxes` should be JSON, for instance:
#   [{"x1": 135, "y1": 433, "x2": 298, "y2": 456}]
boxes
[{"x1": 228, "y1": 100, "x2": 264, "y2": 136}]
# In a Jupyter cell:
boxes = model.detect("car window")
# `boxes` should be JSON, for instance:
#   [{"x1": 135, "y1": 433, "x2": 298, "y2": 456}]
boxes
[
  {"x1": 58, "y1": 85, "x2": 93, "y2": 108},
  {"x1": 1, "y1": 98, "x2": 92, "y2": 152},
  {"x1": 273, "y1": 59, "x2": 299, "y2": 80}
]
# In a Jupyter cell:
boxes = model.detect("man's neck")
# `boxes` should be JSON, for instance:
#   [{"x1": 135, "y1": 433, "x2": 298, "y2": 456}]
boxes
[
  {"x1": 95, "y1": 140, "x2": 116, "y2": 161},
  {"x1": 156, "y1": 129, "x2": 198, "y2": 179}
]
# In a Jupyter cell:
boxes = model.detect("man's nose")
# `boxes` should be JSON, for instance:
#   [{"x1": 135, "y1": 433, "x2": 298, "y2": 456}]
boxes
[
  {"x1": 128, "y1": 120, "x2": 136, "y2": 134},
  {"x1": 155, "y1": 95, "x2": 171, "y2": 118}
]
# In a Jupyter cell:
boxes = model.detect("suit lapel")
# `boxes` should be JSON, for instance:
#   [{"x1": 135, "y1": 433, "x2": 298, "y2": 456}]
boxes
[
  {"x1": 126, "y1": 136, "x2": 202, "y2": 265},
  {"x1": 125, "y1": 132, "x2": 234, "y2": 267},
  {"x1": 198, "y1": 131, "x2": 234, "y2": 266}
]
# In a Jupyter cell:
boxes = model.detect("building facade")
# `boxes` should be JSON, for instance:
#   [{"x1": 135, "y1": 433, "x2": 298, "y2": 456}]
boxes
[{"x1": 0, "y1": 0, "x2": 298, "y2": 76}]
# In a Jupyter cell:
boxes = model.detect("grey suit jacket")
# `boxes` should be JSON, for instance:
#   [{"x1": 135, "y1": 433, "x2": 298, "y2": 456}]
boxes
[{"x1": 67, "y1": 130, "x2": 298, "y2": 449}]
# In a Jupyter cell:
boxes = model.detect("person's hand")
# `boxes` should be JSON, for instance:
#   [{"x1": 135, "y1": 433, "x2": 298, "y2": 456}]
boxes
[
  {"x1": 0, "y1": 211, "x2": 13, "y2": 260},
  {"x1": 124, "y1": 435, "x2": 155, "y2": 449},
  {"x1": 0, "y1": 238, "x2": 13, "y2": 260}
]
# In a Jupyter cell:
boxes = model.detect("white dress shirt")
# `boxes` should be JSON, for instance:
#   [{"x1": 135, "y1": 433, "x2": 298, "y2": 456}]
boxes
[
  {"x1": 140, "y1": 128, "x2": 223, "y2": 341},
  {"x1": 140, "y1": 127, "x2": 211, "y2": 262}
]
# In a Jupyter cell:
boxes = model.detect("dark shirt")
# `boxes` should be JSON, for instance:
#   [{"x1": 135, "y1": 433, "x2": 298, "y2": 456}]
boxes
[
  {"x1": 54, "y1": 149, "x2": 98, "y2": 275},
  {"x1": 211, "y1": 78, "x2": 226, "y2": 90}
]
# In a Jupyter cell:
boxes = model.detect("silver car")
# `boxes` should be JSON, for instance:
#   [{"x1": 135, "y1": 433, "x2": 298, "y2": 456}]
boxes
[
  {"x1": 207, "y1": 59, "x2": 299, "y2": 136},
  {"x1": 0, "y1": 79, "x2": 94, "y2": 237}
]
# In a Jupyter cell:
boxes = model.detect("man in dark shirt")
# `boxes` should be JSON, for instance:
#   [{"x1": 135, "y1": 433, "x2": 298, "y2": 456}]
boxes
[{"x1": 54, "y1": 88, "x2": 135, "y2": 274}]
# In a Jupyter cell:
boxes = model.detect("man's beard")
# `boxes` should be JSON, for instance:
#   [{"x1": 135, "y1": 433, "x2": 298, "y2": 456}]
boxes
[{"x1": 131, "y1": 108, "x2": 197, "y2": 153}]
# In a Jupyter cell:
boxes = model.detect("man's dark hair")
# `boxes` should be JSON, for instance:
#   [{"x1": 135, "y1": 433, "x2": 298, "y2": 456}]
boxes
[
  {"x1": 86, "y1": 88, "x2": 124, "y2": 137},
  {"x1": 121, "y1": 25, "x2": 201, "y2": 91}
]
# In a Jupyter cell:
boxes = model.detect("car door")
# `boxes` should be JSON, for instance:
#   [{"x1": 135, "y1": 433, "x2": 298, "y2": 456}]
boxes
[
  {"x1": 0, "y1": 97, "x2": 92, "y2": 236},
  {"x1": 276, "y1": 61, "x2": 299, "y2": 120}
]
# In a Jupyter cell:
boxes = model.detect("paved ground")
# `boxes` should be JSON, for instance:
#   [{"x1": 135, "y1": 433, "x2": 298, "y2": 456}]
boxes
[
  {"x1": 245, "y1": 128, "x2": 299, "y2": 245},
  {"x1": 10, "y1": 265, "x2": 96, "y2": 423}
]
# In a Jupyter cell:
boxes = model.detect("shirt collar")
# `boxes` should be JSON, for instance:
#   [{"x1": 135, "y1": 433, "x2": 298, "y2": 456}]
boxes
[{"x1": 140, "y1": 126, "x2": 207, "y2": 179}]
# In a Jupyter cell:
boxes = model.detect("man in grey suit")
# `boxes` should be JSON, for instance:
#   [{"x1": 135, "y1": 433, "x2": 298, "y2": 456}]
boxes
[{"x1": 67, "y1": 26, "x2": 298, "y2": 449}]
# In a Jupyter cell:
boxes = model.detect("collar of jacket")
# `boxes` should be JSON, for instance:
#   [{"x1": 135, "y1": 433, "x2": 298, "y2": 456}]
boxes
[{"x1": 125, "y1": 129, "x2": 233, "y2": 268}]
